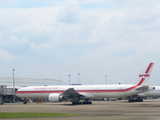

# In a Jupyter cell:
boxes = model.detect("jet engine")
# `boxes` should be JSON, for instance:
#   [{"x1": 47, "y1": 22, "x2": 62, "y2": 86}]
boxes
[{"x1": 48, "y1": 93, "x2": 64, "y2": 102}]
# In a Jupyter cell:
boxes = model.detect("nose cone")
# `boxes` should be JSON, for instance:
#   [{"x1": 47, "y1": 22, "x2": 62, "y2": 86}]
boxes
[{"x1": 15, "y1": 89, "x2": 21, "y2": 97}]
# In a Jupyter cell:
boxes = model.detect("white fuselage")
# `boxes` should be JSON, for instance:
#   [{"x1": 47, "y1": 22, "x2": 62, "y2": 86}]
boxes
[{"x1": 16, "y1": 84, "x2": 144, "y2": 99}]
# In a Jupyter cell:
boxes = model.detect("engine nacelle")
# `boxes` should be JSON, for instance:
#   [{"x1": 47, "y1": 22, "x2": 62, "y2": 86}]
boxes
[
  {"x1": 48, "y1": 93, "x2": 64, "y2": 102},
  {"x1": 149, "y1": 86, "x2": 155, "y2": 90}
]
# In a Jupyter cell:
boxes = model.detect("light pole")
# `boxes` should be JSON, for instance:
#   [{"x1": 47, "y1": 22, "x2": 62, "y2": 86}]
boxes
[
  {"x1": 105, "y1": 75, "x2": 107, "y2": 84},
  {"x1": 68, "y1": 74, "x2": 71, "y2": 84},
  {"x1": 90, "y1": 79, "x2": 92, "y2": 85},
  {"x1": 12, "y1": 69, "x2": 15, "y2": 102},
  {"x1": 59, "y1": 69, "x2": 61, "y2": 85},
  {"x1": 78, "y1": 73, "x2": 80, "y2": 84}
]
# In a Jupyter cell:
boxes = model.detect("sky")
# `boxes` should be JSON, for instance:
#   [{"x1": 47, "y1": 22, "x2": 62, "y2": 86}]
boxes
[{"x1": 0, "y1": 0, "x2": 160, "y2": 86}]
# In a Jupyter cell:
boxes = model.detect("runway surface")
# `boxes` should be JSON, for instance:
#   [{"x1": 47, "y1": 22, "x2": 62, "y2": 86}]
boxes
[{"x1": 0, "y1": 99, "x2": 160, "y2": 120}]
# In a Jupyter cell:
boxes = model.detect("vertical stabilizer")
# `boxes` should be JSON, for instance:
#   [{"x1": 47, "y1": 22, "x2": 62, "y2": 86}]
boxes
[{"x1": 132, "y1": 63, "x2": 154, "y2": 86}]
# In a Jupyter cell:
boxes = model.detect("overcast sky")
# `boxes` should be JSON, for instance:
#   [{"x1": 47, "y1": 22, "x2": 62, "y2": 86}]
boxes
[{"x1": 0, "y1": 0, "x2": 160, "y2": 85}]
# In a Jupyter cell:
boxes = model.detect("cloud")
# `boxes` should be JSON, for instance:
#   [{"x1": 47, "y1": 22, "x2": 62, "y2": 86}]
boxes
[
  {"x1": 29, "y1": 42, "x2": 51, "y2": 56},
  {"x1": 0, "y1": 32, "x2": 2, "y2": 41},
  {"x1": 56, "y1": 0, "x2": 80, "y2": 24},
  {"x1": 0, "y1": 49, "x2": 12, "y2": 61},
  {"x1": 0, "y1": 31, "x2": 2, "y2": 37},
  {"x1": 0, "y1": 0, "x2": 160, "y2": 85},
  {"x1": 2, "y1": 36, "x2": 29, "y2": 54},
  {"x1": 0, "y1": 6, "x2": 61, "y2": 36},
  {"x1": 30, "y1": 42, "x2": 51, "y2": 49},
  {"x1": 6, "y1": 36, "x2": 27, "y2": 45}
]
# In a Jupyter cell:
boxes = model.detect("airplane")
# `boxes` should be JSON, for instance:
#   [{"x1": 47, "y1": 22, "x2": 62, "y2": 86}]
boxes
[
  {"x1": 125, "y1": 86, "x2": 160, "y2": 102},
  {"x1": 16, "y1": 62, "x2": 154, "y2": 105}
]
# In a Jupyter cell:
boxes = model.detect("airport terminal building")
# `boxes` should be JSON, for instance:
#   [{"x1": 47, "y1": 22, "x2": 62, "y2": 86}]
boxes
[{"x1": 0, "y1": 77, "x2": 67, "y2": 104}]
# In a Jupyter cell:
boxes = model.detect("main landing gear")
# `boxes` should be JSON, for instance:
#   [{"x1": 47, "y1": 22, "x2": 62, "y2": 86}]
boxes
[
  {"x1": 23, "y1": 99, "x2": 29, "y2": 104},
  {"x1": 128, "y1": 98, "x2": 143, "y2": 102},
  {"x1": 72, "y1": 102, "x2": 82, "y2": 105},
  {"x1": 83, "y1": 101, "x2": 92, "y2": 104},
  {"x1": 72, "y1": 100, "x2": 92, "y2": 105},
  {"x1": 135, "y1": 98, "x2": 143, "y2": 102}
]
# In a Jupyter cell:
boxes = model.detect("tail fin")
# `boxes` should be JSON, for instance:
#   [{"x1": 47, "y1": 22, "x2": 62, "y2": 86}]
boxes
[{"x1": 132, "y1": 62, "x2": 154, "y2": 86}]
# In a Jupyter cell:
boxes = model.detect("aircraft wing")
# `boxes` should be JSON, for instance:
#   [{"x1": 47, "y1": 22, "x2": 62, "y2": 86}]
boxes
[{"x1": 62, "y1": 88, "x2": 84, "y2": 97}]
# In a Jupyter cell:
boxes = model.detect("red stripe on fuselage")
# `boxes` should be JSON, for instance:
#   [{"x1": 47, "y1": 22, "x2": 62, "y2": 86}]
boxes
[
  {"x1": 137, "y1": 78, "x2": 145, "y2": 86},
  {"x1": 17, "y1": 90, "x2": 64, "y2": 94},
  {"x1": 145, "y1": 63, "x2": 153, "y2": 73}
]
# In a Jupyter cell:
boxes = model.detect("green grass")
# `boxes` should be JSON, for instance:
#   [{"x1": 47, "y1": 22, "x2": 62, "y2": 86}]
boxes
[{"x1": 0, "y1": 112, "x2": 80, "y2": 118}]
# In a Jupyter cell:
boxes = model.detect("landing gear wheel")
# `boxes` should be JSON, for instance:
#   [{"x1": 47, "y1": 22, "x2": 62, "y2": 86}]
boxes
[
  {"x1": 23, "y1": 101, "x2": 27, "y2": 104},
  {"x1": 83, "y1": 101, "x2": 92, "y2": 104},
  {"x1": 72, "y1": 102, "x2": 82, "y2": 105},
  {"x1": 128, "y1": 99, "x2": 135, "y2": 102},
  {"x1": 23, "y1": 98, "x2": 29, "y2": 104}
]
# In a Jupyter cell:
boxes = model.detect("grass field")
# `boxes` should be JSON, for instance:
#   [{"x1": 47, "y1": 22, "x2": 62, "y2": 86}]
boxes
[{"x1": 0, "y1": 112, "x2": 80, "y2": 118}]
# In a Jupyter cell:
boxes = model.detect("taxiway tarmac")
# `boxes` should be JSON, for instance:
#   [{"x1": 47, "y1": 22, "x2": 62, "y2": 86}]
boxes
[{"x1": 0, "y1": 99, "x2": 160, "y2": 120}]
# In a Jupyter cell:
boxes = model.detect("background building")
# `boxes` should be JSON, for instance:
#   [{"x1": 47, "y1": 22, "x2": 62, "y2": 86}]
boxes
[{"x1": 0, "y1": 77, "x2": 66, "y2": 87}]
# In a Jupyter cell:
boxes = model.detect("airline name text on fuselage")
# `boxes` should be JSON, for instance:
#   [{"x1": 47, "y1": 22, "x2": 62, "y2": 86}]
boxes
[{"x1": 139, "y1": 74, "x2": 150, "y2": 78}]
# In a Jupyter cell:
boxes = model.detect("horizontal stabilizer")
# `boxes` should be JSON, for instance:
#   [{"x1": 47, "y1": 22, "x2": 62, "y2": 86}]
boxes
[{"x1": 135, "y1": 86, "x2": 149, "y2": 91}]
